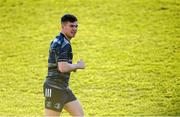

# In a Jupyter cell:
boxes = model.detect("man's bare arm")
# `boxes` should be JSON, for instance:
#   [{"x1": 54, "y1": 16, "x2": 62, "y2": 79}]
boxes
[{"x1": 58, "y1": 60, "x2": 85, "y2": 73}]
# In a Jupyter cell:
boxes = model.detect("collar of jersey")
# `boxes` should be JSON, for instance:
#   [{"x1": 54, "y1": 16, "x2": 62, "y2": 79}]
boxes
[{"x1": 60, "y1": 32, "x2": 70, "y2": 43}]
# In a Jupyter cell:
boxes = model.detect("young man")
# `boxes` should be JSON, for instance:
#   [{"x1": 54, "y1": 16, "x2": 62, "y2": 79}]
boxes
[{"x1": 43, "y1": 14, "x2": 85, "y2": 116}]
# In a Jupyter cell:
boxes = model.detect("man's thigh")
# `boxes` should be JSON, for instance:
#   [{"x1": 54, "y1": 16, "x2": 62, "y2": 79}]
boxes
[{"x1": 64, "y1": 100, "x2": 84, "y2": 116}]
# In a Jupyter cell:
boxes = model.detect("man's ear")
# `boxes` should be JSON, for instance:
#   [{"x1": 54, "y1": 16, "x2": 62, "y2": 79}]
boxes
[
  {"x1": 61, "y1": 23, "x2": 65, "y2": 29},
  {"x1": 61, "y1": 22, "x2": 67, "y2": 29}
]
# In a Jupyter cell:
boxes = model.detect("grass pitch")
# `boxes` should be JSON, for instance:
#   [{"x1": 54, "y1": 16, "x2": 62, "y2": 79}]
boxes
[{"x1": 0, "y1": 0, "x2": 179, "y2": 116}]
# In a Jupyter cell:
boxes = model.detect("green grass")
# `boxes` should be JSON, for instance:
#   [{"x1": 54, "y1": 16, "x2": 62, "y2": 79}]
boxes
[{"x1": 0, "y1": 0, "x2": 179, "y2": 116}]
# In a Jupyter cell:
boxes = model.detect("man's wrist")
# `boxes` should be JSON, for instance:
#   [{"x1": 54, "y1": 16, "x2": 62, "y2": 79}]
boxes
[{"x1": 73, "y1": 64, "x2": 78, "y2": 71}]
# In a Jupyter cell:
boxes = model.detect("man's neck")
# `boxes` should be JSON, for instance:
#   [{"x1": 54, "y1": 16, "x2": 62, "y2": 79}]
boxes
[{"x1": 61, "y1": 31, "x2": 71, "y2": 41}]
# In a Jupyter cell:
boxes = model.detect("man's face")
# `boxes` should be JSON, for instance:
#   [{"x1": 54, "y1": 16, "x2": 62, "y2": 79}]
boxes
[{"x1": 62, "y1": 21, "x2": 78, "y2": 39}]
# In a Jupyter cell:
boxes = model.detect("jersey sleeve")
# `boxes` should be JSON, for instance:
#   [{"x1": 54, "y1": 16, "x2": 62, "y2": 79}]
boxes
[{"x1": 57, "y1": 44, "x2": 70, "y2": 62}]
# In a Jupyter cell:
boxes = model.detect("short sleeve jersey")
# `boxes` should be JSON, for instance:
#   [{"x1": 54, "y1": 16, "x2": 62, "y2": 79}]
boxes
[{"x1": 45, "y1": 33, "x2": 73, "y2": 88}]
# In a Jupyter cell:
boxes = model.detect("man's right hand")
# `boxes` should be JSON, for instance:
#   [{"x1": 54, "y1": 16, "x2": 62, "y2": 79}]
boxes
[{"x1": 76, "y1": 59, "x2": 85, "y2": 69}]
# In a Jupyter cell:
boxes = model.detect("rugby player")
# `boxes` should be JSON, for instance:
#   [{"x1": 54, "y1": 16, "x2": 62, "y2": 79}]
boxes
[{"x1": 43, "y1": 14, "x2": 85, "y2": 116}]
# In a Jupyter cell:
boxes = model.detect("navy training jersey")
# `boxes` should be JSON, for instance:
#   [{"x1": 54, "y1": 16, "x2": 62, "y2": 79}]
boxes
[{"x1": 45, "y1": 33, "x2": 73, "y2": 89}]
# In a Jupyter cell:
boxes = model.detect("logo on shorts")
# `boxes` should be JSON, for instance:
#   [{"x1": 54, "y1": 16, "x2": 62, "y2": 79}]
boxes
[
  {"x1": 46, "y1": 101, "x2": 52, "y2": 108},
  {"x1": 54, "y1": 103, "x2": 61, "y2": 110}
]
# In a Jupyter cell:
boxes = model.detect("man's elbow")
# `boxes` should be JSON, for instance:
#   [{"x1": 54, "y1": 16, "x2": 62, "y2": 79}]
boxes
[
  {"x1": 58, "y1": 63, "x2": 70, "y2": 73},
  {"x1": 58, "y1": 66, "x2": 66, "y2": 73}
]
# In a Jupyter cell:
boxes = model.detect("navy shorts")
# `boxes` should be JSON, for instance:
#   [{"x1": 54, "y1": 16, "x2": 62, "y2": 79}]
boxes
[{"x1": 43, "y1": 82, "x2": 77, "y2": 112}]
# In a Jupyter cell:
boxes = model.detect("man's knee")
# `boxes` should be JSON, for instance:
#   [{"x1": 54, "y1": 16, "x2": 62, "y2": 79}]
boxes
[
  {"x1": 69, "y1": 109, "x2": 84, "y2": 116},
  {"x1": 76, "y1": 110, "x2": 84, "y2": 116}
]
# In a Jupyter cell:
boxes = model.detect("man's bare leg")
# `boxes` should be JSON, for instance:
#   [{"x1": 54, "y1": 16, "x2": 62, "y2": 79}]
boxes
[
  {"x1": 45, "y1": 108, "x2": 60, "y2": 117},
  {"x1": 64, "y1": 100, "x2": 84, "y2": 116}
]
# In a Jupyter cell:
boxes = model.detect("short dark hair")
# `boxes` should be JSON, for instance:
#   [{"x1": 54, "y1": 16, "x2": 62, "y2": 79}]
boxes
[{"x1": 61, "y1": 14, "x2": 78, "y2": 23}]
